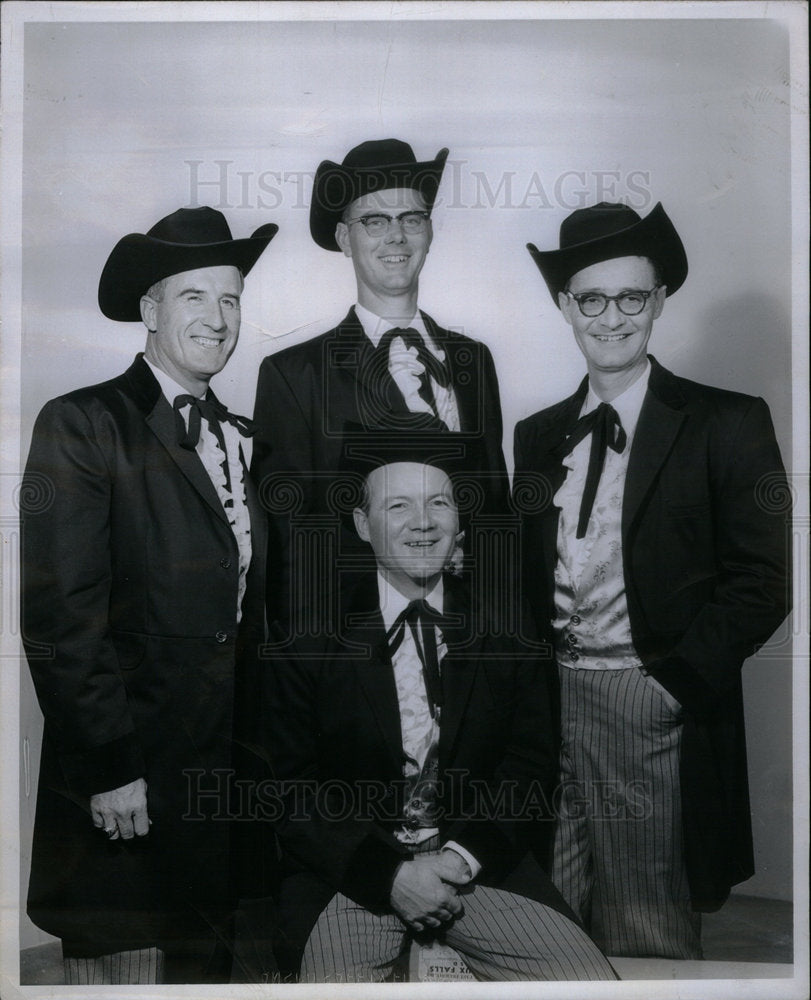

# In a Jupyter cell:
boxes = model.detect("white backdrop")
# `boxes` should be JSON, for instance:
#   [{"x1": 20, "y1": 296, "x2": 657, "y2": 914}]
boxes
[{"x1": 2, "y1": 0, "x2": 807, "y2": 980}]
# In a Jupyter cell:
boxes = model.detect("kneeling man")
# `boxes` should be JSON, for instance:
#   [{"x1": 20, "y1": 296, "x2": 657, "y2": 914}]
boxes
[{"x1": 266, "y1": 429, "x2": 616, "y2": 982}]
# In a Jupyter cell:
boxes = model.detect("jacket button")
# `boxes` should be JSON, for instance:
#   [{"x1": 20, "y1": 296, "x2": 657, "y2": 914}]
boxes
[
  {"x1": 220, "y1": 557, "x2": 232, "y2": 569},
  {"x1": 215, "y1": 631, "x2": 228, "y2": 643}
]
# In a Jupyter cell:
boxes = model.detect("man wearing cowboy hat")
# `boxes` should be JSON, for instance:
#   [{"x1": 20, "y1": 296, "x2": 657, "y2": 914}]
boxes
[
  {"x1": 513, "y1": 202, "x2": 790, "y2": 959},
  {"x1": 265, "y1": 426, "x2": 616, "y2": 982},
  {"x1": 251, "y1": 138, "x2": 509, "y2": 626},
  {"x1": 22, "y1": 206, "x2": 277, "y2": 983}
]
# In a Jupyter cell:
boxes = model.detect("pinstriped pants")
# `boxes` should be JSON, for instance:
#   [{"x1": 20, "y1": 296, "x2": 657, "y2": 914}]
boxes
[
  {"x1": 300, "y1": 857, "x2": 617, "y2": 982},
  {"x1": 63, "y1": 948, "x2": 164, "y2": 984},
  {"x1": 552, "y1": 665, "x2": 702, "y2": 959}
]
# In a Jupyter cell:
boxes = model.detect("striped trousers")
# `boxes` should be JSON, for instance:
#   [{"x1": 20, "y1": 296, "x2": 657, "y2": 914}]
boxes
[
  {"x1": 63, "y1": 948, "x2": 164, "y2": 984},
  {"x1": 552, "y1": 665, "x2": 702, "y2": 958},
  {"x1": 300, "y1": 854, "x2": 617, "y2": 983}
]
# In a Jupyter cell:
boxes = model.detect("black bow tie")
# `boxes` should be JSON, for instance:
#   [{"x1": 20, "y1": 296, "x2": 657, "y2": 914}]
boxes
[
  {"x1": 386, "y1": 598, "x2": 450, "y2": 718},
  {"x1": 173, "y1": 394, "x2": 254, "y2": 492},
  {"x1": 376, "y1": 327, "x2": 450, "y2": 421},
  {"x1": 173, "y1": 394, "x2": 255, "y2": 452},
  {"x1": 558, "y1": 402, "x2": 627, "y2": 539}
]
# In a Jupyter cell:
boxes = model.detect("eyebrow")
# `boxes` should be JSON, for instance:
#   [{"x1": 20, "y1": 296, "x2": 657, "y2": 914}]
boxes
[
  {"x1": 380, "y1": 492, "x2": 454, "y2": 503},
  {"x1": 572, "y1": 286, "x2": 648, "y2": 294},
  {"x1": 177, "y1": 288, "x2": 240, "y2": 300}
]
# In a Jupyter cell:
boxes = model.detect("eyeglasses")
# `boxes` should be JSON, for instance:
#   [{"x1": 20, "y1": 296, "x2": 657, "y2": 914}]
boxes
[
  {"x1": 345, "y1": 211, "x2": 431, "y2": 237},
  {"x1": 566, "y1": 287, "x2": 661, "y2": 317}
]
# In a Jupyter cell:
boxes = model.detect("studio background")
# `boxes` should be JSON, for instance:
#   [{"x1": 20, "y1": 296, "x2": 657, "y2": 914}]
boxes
[{"x1": 15, "y1": 13, "x2": 795, "y2": 951}]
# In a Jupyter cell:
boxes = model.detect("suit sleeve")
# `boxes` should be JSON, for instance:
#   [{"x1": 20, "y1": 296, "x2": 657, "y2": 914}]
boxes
[
  {"x1": 513, "y1": 418, "x2": 529, "y2": 474},
  {"x1": 250, "y1": 353, "x2": 315, "y2": 622},
  {"x1": 266, "y1": 645, "x2": 410, "y2": 910},
  {"x1": 444, "y1": 644, "x2": 558, "y2": 881},
  {"x1": 21, "y1": 398, "x2": 145, "y2": 796},
  {"x1": 648, "y1": 397, "x2": 791, "y2": 713}
]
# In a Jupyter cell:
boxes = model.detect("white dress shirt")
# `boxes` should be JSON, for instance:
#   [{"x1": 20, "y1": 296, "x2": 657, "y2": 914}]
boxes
[{"x1": 378, "y1": 573, "x2": 479, "y2": 877}]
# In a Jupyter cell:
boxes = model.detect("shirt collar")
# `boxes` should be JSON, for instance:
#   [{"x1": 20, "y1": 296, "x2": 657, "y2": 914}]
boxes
[
  {"x1": 144, "y1": 357, "x2": 206, "y2": 403},
  {"x1": 354, "y1": 302, "x2": 428, "y2": 349},
  {"x1": 377, "y1": 572, "x2": 445, "y2": 631},
  {"x1": 584, "y1": 358, "x2": 651, "y2": 440}
]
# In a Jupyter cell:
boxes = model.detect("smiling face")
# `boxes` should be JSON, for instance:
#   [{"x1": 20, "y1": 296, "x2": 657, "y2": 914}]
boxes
[
  {"x1": 353, "y1": 461, "x2": 461, "y2": 599},
  {"x1": 335, "y1": 188, "x2": 432, "y2": 316},
  {"x1": 141, "y1": 265, "x2": 243, "y2": 395},
  {"x1": 559, "y1": 255, "x2": 666, "y2": 395}
]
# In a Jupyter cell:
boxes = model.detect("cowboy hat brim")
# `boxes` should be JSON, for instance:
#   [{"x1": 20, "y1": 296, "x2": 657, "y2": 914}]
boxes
[
  {"x1": 98, "y1": 222, "x2": 278, "y2": 322},
  {"x1": 310, "y1": 148, "x2": 449, "y2": 252},
  {"x1": 527, "y1": 202, "x2": 688, "y2": 306}
]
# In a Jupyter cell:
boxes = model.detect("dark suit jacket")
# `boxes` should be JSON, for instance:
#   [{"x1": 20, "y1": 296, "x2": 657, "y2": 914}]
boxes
[
  {"x1": 265, "y1": 572, "x2": 569, "y2": 958},
  {"x1": 22, "y1": 355, "x2": 269, "y2": 952},
  {"x1": 513, "y1": 356, "x2": 791, "y2": 911},
  {"x1": 251, "y1": 308, "x2": 509, "y2": 622}
]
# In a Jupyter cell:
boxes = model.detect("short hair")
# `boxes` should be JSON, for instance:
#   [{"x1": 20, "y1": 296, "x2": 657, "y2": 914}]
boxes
[
  {"x1": 564, "y1": 256, "x2": 663, "y2": 294},
  {"x1": 144, "y1": 277, "x2": 167, "y2": 302},
  {"x1": 358, "y1": 477, "x2": 372, "y2": 515}
]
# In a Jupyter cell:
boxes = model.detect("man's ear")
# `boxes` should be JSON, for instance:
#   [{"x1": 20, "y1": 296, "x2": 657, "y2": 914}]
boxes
[
  {"x1": 140, "y1": 295, "x2": 157, "y2": 333},
  {"x1": 558, "y1": 291, "x2": 575, "y2": 326},
  {"x1": 335, "y1": 222, "x2": 352, "y2": 258},
  {"x1": 353, "y1": 507, "x2": 370, "y2": 543},
  {"x1": 652, "y1": 284, "x2": 667, "y2": 320}
]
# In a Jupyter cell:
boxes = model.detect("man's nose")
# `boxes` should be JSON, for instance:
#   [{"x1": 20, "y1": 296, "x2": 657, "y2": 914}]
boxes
[
  {"x1": 600, "y1": 299, "x2": 626, "y2": 329},
  {"x1": 383, "y1": 219, "x2": 407, "y2": 243},
  {"x1": 204, "y1": 301, "x2": 226, "y2": 330},
  {"x1": 408, "y1": 504, "x2": 435, "y2": 529}
]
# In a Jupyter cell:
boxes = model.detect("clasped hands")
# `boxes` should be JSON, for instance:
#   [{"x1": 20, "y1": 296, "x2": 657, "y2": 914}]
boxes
[
  {"x1": 390, "y1": 849, "x2": 473, "y2": 932},
  {"x1": 90, "y1": 777, "x2": 150, "y2": 840}
]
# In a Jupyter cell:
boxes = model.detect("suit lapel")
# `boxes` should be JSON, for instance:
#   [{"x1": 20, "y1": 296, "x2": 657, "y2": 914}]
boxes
[
  {"x1": 146, "y1": 395, "x2": 231, "y2": 525},
  {"x1": 124, "y1": 355, "x2": 230, "y2": 525},
  {"x1": 530, "y1": 382, "x2": 588, "y2": 610},
  {"x1": 622, "y1": 358, "x2": 687, "y2": 537},
  {"x1": 421, "y1": 312, "x2": 472, "y2": 429},
  {"x1": 437, "y1": 577, "x2": 479, "y2": 760},
  {"x1": 241, "y1": 444, "x2": 268, "y2": 628},
  {"x1": 342, "y1": 577, "x2": 405, "y2": 774}
]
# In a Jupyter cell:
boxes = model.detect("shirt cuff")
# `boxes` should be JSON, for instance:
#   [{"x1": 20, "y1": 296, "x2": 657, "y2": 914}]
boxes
[{"x1": 442, "y1": 841, "x2": 481, "y2": 880}]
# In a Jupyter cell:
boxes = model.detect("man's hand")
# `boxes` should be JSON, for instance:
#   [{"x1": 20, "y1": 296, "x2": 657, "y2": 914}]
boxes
[
  {"x1": 90, "y1": 777, "x2": 149, "y2": 840},
  {"x1": 390, "y1": 856, "x2": 463, "y2": 931},
  {"x1": 432, "y1": 849, "x2": 473, "y2": 886}
]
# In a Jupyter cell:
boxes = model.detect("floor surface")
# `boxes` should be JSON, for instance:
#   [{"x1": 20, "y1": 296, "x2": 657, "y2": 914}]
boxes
[{"x1": 18, "y1": 892, "x2": 795, "y2": 985}]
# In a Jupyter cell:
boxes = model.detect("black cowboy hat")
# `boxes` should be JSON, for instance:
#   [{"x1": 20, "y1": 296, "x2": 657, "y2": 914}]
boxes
[
  {"x1": 310, "y1": 139, "x2": 449, "y2": 252},
  {"x1": 527, "y1": 201, "x2": 688, "y2": 306},
  {"x1": 336, "y1": 421, "x2": 488, "y2": 540},
  {"x1": 98, "y1": 206, "x2": 278, "y2": 322}
]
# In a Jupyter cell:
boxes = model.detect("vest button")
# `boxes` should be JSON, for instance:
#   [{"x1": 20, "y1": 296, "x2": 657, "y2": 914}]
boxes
[
  {"x1": 215, "y1": 631, "x2": 228, "y2": 643},
  {"x1": 570, "y1": 652, "x2": 580, "y2": 662},
  {"x1": 570, "y1": 614, "x2": 582, "y2": 626}
]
